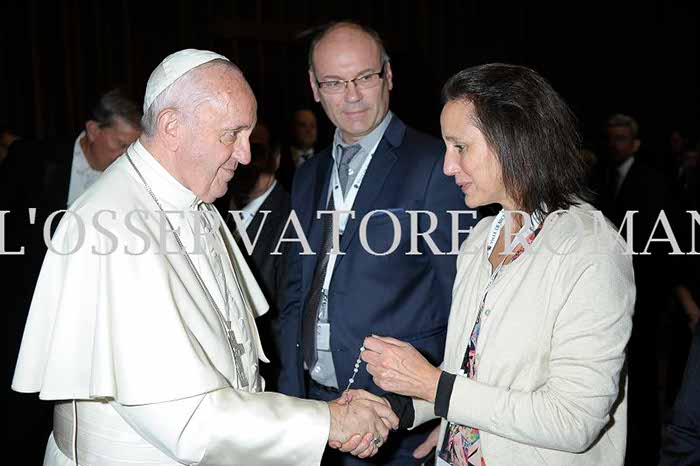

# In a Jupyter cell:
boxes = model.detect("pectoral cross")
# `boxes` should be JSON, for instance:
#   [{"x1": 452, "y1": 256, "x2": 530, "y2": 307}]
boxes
[{"x1": 226, "y1": 324, "x2": 249, "y2": 388}]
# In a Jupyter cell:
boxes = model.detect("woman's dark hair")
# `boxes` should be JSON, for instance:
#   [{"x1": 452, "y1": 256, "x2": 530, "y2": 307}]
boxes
[{"x1": 442, "y1": 63, "x2": 590, "y2": 216}]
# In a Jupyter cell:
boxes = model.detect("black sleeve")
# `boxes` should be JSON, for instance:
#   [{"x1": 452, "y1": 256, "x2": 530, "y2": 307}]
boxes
[
  {"x1": 659, "y1": 327, "x2": 700, "y2": 466},
  {"x1": 384, "y1": 370, "x2": 457, "y2": 429},
  {"x1": 383, "y1": 393, "x2": 415, "y2": 430},
  {"x1": 434, "y1": 371, "x2": 457, "y2": 418}
]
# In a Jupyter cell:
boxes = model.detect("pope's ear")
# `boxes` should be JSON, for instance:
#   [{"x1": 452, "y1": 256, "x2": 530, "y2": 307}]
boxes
[
  {"x1": 157, "y1": 109, "x2": 182, "y2": 151},
  {"x1": 85, "y1": 120, "x2": 100, "y2": 141}
]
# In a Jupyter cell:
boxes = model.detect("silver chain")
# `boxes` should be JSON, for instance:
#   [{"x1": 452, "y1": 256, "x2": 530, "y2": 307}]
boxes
[{"x1": 125, "y1": 153, "x2": 253, "y2": 380}]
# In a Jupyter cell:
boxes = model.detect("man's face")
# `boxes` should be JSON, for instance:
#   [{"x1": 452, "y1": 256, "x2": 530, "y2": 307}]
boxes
[
  {"x1": 607, "y1": 125, "x2": 639, "y2": 163},
  {"x1": 85, "y1": 117, "x2": 140, "y2": 171},
  {"x1": 176, "y1": 69, "x2": 257, "y2": 203},
  {"x1": 291, "y1": 110, "x2": 317, "y2": 150},
  {"x1": 309, "y1": 26, "x2": 393, "y2": 144}
]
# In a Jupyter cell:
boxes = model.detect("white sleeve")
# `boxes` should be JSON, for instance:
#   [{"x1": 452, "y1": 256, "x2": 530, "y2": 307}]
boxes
[
  {"x1": 410, "y1": 398, "x2": 438, "y2": 429},
  {"x1": 111, "y1": 387, "x2": 330, "y2": 466}
]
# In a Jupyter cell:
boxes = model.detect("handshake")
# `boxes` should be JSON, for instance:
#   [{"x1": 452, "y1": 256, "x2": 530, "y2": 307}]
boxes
[{"x1": 326, "y1": 389, "x2": 399, "y2": 459}]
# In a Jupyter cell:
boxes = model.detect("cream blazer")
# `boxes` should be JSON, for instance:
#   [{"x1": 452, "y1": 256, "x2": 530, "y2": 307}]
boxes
[{"x1": 413, "y1": 204, "x2": 635, "y2": 466}]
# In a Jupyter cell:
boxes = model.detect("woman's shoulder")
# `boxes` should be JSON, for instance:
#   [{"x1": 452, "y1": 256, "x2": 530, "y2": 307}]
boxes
[
  {"x1": 539, "y1": 202, "x2": 633, "y2": 265},
  {"x1": 455, "y1": 214, "x2": 494, "y2": 264}
]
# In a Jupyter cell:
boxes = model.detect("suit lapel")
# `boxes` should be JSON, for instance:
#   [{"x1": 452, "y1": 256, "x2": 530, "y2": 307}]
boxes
[
  {"x1": 302, "y1": 116, "x2": 406, "y2": 285},
  {"x1": 338, "y1": 140, "x2": 398, "y2": 255},
  {"x1": 302, "y1": 150, "x2": 333, "y2": 284},
  {"x1": 245, "y1": 184, "x2": 282, "y2": 253},
  {"x1": 336, "y1": 116, "x2": 406, "y2": 260}
]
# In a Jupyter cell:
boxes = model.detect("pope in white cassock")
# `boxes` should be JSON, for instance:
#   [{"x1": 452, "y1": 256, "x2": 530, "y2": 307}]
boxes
[{"x1": 12, "y1": 49, "x2": 398, "y2": 466}]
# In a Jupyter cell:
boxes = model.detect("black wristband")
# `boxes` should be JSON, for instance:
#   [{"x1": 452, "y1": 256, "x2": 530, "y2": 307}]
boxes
[
  {"x1": 434, "y1": 371, "x2": 457, "y2": 418},
  {"x1": 383, "y1": 393, "x2": 415, "y2": 430}
]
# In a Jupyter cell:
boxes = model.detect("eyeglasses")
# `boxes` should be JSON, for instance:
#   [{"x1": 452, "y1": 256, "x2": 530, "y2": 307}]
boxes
[{"x1": 316, "y1": 62, "x2": 388, "y2": 94}]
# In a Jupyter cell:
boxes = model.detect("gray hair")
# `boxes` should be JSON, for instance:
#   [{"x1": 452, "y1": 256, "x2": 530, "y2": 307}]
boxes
[
  {"x1": 140, "y1": 59, "x2": 240, "y2": 137},
  {"x1": 607, "y1": 114, "x2": 639, "y2": 139},
  {"x1": 90, "y1": 89, "x2": 142, "y2": 129},
  {"x1": 307, "y1": 22, "x2": 390, "y2": 75}
]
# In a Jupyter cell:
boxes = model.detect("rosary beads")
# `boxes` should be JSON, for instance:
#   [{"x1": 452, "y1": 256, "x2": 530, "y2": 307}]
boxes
[{"x1": 343, "y1": 345, "x2": 365, "y2": 394}]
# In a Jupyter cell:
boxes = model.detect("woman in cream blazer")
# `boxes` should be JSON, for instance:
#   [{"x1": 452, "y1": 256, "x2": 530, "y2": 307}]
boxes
[{"x1": 359, "y1": 64, "x2": 635, "y2": 466}]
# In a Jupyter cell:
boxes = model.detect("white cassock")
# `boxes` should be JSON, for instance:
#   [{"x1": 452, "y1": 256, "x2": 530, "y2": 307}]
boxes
[{"x1": 12, "y1": 140, "x2": 329, "y2": 465}]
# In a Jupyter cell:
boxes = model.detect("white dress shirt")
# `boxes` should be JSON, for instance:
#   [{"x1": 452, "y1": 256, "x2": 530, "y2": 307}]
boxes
[
  {"x1": 236, "y1": 179, "x2": 277, "y2": 233},
  {"x1": 66, "y1": 131, "x2": 103, "y2": 207},
  {"x1": 615, "y1": 156, "x2": 635, "y2": 197}
]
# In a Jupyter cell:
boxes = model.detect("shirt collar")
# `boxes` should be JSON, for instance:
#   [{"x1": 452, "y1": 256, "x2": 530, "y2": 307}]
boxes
[
  {"x1": 128, "y1": 139, "x2": 201, "y2": 210},
  {"x1": 617, "y1": 156, "x2": 635, "y2": 177},
  {"x1": 72, "y1": 131, "x2": 101, "y2": 175},
  {"x1": 242, "y1": 179, "x2": 277, "y2": 217},
  {"x1": 332, "y1": 110, "x2": 393, "y2": 161},
  {"x1": 291, "y1": 146, "x2": 314, "y2": 156}
]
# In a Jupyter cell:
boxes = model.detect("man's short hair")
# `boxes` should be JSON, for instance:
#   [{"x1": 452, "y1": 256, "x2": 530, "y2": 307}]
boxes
[
  {"x1": 442, "y1": 63, "x2": 589, "y2": 216},
  {"x1": 89, "y1": 89, "x2": 142, "y2": 129},
  {"x1": 607, "y1": 114, "x2": 639, "y2": 139},
  {"x1": 307, "y1": 21, "x2": 390, "y2": 74}
]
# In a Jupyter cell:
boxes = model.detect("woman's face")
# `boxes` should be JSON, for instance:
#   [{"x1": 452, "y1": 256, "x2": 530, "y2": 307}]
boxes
[{"x1": 441, "y1": 99, "x2": 515, "y2": 210}]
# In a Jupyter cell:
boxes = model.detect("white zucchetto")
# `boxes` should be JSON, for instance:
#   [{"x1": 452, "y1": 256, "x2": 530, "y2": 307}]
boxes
[{"x1": 143, "y1": 48, "x2": 229, "y2": 112}]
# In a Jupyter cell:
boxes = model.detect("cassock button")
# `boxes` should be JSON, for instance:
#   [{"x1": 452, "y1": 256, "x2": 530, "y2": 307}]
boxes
[{"x1": 484, "y1": 309, "x2": 491, "y2": 317}]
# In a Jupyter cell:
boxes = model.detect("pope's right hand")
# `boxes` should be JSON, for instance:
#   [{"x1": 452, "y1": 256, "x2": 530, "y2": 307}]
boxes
[{"x1": 327, "y1": 394, "x2": 398, "y2": 458}]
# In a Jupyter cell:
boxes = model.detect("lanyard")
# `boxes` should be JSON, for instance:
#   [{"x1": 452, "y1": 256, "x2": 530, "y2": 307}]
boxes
[
  {"x1": 321, "y1": 138, "x2": 382, "y2": 292},
  {"x1": 329, "y1": 137, "x2": 382, "y2": 232},
  {"x1": 479, "y1": 210, "x2": 543, "y2": 313}
]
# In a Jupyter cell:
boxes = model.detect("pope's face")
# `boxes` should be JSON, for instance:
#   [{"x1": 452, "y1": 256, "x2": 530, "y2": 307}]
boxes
[
  {"x1": 310, "y1": 26, "x2": 393, "y2": 144},
  {"x1": 176, "y1": 70, "x2": 257, "y2": 203}
]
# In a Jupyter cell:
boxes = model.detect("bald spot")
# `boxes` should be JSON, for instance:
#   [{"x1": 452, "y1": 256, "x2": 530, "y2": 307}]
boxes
[{"x1": 311, "y1": 24, "x2": 383, "y2": 79}]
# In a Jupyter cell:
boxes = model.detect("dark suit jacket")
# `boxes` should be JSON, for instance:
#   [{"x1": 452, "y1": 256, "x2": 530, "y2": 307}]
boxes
[
  {"x1": 598, "y1": 156, "x2": 673, "y2": 313},
  {"x1": 2, "y1": 138, "x2": 75, "y2": 355},
  {"x1": 277, "y1": 145, "x2": 315, "y2": 193},
  {"x1": 1, "y1": 138, "x2": 74, "y2": 465},
  {"x1": 600, "y1": 157, "x2": 668, "y2": 253},
  {"x1": 277, "y1": 145, "x2": 297, "y2": 193},
  {"x1": 597, "y1": 156, "x2": 674, "y2": 462},
  {"x1": 218, "y1": 182, "x2": 291, "y2": 390},
  {"x1": 659, "y1": 323, "x2": 700, "y2": 466},
  {"x1": 277, "y1": 115, "x2": 477, "y2": 454}
]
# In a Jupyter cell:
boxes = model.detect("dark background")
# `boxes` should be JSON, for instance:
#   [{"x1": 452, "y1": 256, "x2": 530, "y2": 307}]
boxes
[
  {"x1": 1, "y1": 0, "x2": 698, "y2": 156},
  {"x1": 0, "y1": 2, "x2": 697, "y2": 462}
]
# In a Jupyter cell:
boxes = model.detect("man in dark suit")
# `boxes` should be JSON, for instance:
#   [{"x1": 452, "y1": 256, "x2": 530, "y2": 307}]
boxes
[
  {"x1": 278, "y1": 108, "x2": 318, "y2": 192},
  {"x1": 598, "y1": 114, "x2": 672, "y2": 466},
  {"x1": 218, "y1": 129, "x2": 292, "y2": 391},
  {"x1": 659, "y1": 321, "x2": 700, "y2": 466},
  {"x1": 277, "y1": 22, "x2": 476, "y2": 465},
  {"x1": 1, "y1": 89, "x2": 140, "y2": 465}
]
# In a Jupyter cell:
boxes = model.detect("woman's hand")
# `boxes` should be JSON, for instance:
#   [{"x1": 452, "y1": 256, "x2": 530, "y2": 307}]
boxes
[{"x1": 361, "y1": 335, "x2": 441, "y2": 402}]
